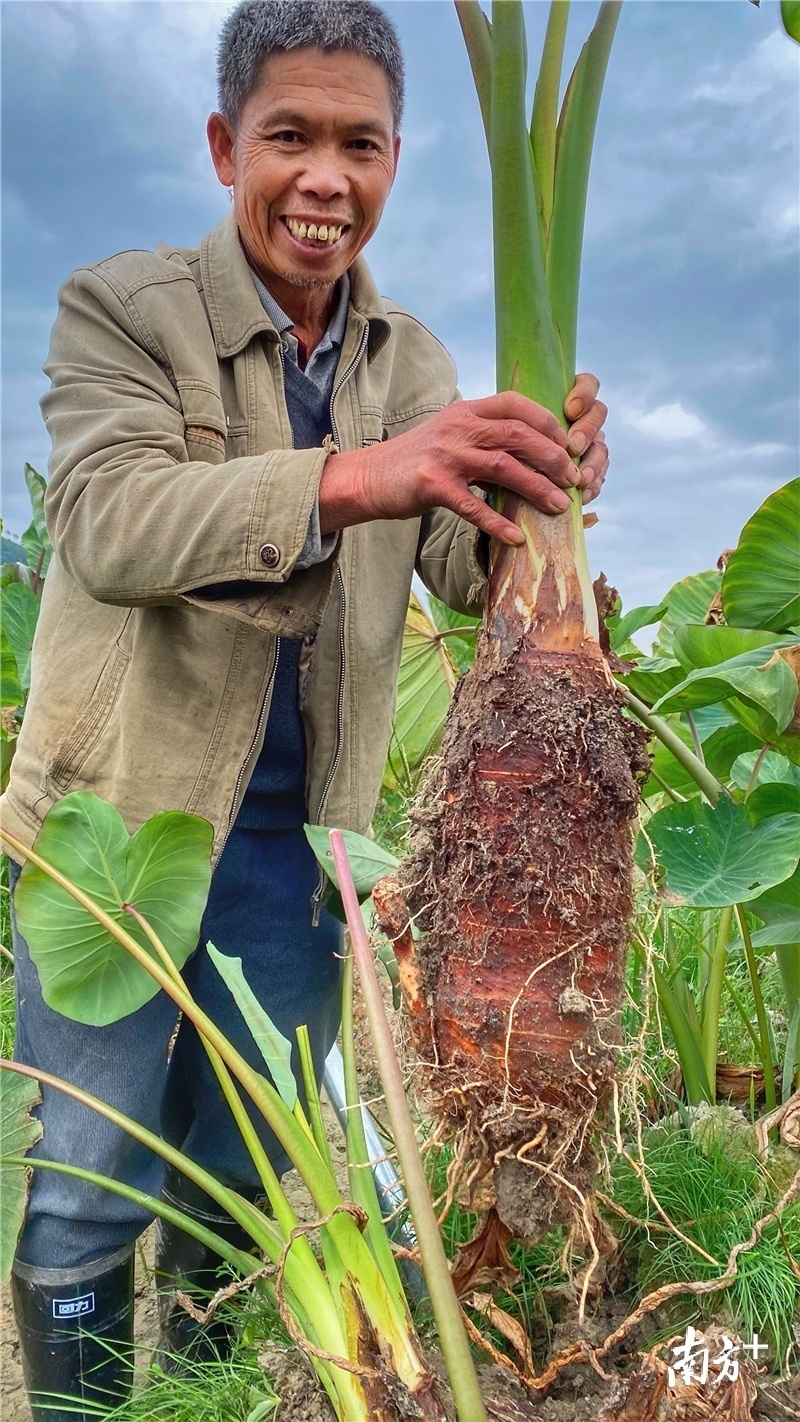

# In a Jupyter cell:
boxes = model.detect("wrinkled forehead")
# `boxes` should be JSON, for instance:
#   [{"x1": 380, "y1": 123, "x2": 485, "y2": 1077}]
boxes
[{"x1": 243, "y1": 46, "x2": 396, "y2": 136}]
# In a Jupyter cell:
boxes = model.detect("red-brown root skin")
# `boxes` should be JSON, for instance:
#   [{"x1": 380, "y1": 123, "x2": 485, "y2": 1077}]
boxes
[{"x1": 402, "y1": 633, "x2": 648, "y2": 1235}]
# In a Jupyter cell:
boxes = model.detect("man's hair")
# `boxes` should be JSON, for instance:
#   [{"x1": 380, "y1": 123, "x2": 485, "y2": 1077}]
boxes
[{"x1": 217, "y1": 0, "x2": 405, "y2": 132}]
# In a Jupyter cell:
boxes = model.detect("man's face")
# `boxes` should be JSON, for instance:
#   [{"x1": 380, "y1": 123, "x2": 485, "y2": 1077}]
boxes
[{"x1": 208, "y1": 47, "x2": 400, "y2": 291}]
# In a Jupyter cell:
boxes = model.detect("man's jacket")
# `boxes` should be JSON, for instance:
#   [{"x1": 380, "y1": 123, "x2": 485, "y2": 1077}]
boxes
[{"x1": 2, "y1": 214, "x2": 486, "y2": 864}]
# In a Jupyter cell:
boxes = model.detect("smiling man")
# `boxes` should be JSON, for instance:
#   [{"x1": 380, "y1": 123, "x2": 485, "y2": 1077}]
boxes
[{"x1": 3, "y1": 1, "x2": 608, "y2": 1414}]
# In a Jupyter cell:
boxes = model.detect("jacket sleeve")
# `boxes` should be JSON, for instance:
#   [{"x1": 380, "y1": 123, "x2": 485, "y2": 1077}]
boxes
[{"x1": 40, "y1": 265, "x2": 339, "y2": 635}]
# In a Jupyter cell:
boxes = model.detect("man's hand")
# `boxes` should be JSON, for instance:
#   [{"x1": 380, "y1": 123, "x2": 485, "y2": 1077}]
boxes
[{"x1": 319, "y1": 373, "x2": 608, "y2": 546}]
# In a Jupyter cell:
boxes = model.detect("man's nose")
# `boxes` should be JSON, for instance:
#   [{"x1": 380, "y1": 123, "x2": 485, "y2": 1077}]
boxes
[{"x1": 295, "y1": 152, "x2": 347, "y2": 201}]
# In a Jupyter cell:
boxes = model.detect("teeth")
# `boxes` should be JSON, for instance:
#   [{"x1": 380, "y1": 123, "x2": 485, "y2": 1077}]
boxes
[{"x1": 286, "y1": 218, "x2": 344, "y2": 244}]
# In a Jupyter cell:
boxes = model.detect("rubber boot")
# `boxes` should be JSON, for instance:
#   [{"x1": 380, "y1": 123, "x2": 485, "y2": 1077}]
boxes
[
  {"x1": 154, "y1": 1167, "x2": 261, "y2": 1373},
  {"x1": 10, "y1": 1245, "x2": 135, "y2": 1421}
]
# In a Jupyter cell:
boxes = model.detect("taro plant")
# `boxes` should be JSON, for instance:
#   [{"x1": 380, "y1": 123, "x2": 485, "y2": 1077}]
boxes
[
  {"x1": 0, "y1": 793, "x2": 491, "y2": 1422},
  {"x1": 1, "y1": 465, "x2": 52, "y2": 791}
]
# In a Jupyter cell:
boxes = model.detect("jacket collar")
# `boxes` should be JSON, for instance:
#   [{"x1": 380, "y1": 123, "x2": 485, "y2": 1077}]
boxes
[{"x1": 199, "y1": 212, "x2": 392, "y2": 361}]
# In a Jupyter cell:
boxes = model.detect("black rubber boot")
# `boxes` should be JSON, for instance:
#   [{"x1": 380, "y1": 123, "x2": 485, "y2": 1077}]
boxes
[
  {"x1": 154, "y1": 1167, "x2": 261, "y2": 1373},
  {"x1": 10, "y1": 1245, "x2": 135, "y2": 1421}
]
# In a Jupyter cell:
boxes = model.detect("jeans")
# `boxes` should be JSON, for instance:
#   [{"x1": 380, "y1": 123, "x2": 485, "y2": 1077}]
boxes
[{"x1": 11, "y1": 823, "x2": 343, "y2": 1270}]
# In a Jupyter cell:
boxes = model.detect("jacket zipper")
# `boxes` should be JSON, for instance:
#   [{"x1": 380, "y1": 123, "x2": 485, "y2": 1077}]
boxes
[{"x1": 310, "y1": 321, "x2": 369, "y2": 923}]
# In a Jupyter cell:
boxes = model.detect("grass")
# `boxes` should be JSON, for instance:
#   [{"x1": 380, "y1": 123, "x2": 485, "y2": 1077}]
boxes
[{"x1": 607, "y1": 1112, "x2": 800, "y2": 1371}]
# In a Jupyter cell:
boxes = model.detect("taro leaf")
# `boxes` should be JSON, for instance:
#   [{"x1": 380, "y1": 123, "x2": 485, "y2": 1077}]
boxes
[
  {"x1": 1, "y1": 582, "x2": 40, "y2": 691},
  {"x1": 782, "y1": 0, "x2": 800, "y2": 41},
  {"x1": 673, "y1": 624, "x2": 785, "y2": 673},
  {"x1": 653, "y1": 637, "x2": 798, "y2": 735},
  {"x1": 19, "y1": 465, "x2": 53, "y2": 581},
  {"x1": 304, "y1": 824, "x2": 398, "y2": 923},
  {"x1": 725, "y1": 694, "x2": 800, "y2": 768},
  {"x1": 0, "y1": 1070, "x2": 43, "y2": 1283},
  {"x1": 653, "y1": 569, "x2": 721, "y2": 658},
  {"x1": 619, "y1": 655, "x2": 683, "y2": 708},
  {"x1": 749, "y1": 867, "x2": 800, "y2": 947},
  {"x1": 732, "y1": 750, "x2": 800, "y2": 793},
  {"x1": 703, "y1": 724, "x2": 762, "y2": 781},
  {"x1": 747, "y1": 782, "x2": 800, "y2": 824},
  {"x1": 689, "y1": 704, "x2": 736, "y2": 741},
  {"x1": 647, "y1": 795, "x2": 800, "y2": 908},
  {"x1": 607, "y1": 602, "x2": 668, "y2": 652},
  {"x1": 1, "y1": 562, "x2": 35, "y2": 592},
  {"x1": 723, "y1": 479, "x2": 800, "y2": 632},
  {"x1": 14, "y1": 792, "x2": 213, "y2": 1026},
  {"x1": 1, "y1": 629, "x2": 23, "y2": 709},
  {"x1": 383, "y1": 594, "x2": 459, "y2": 793},
  {"x1": 206, "y1": 943, "x2": 297, "y2": 1110},
  {"x1": 0, "y1": 725, "x2": 17, "y2": 794},
  {"x1": 427, "y1": 595, "x2": 479, "y2": 676}
]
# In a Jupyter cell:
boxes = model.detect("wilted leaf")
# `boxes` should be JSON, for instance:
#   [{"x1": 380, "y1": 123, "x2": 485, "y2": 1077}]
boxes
[
  {"x1": 723, "y1": 478, "x2": 800, "y2": 631},
  {"x1": 0, "y1": 1070, "x2": 43, "y2": 1283},
  {"x1": 15, "y1": 792, "x2": 213, "y2": 1025},
  {"x1": 648, "y1": 795, "x2": 800, "y2": 908}
]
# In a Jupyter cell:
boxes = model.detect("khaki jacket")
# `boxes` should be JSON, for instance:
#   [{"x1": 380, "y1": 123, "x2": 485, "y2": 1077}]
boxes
[{"x1": 2, "y1": 214, "x2": 486, "y2": 865}]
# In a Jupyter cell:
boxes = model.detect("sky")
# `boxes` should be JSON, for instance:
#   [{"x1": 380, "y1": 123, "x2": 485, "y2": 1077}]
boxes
[{"x1": 1, "y1": 0, "x2": 798, "y2": 615}]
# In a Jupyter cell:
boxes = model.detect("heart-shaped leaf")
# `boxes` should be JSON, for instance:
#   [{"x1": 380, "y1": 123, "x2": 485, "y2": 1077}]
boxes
[
  {"x1": 746, "y1": 781, "x2": 800, "y2": 824},
  {"x1": 427, "y1": 595, "x2": 479, "y2": 676},
  {"x1": 1, "y1": 582, "x2": 40, "y2": 691},
  {"x1": 703, "y1": 724, "x2": 762, "y2": 781},
  {"x1": 0, "y1": 1070, "x2": 42, "y2": 1283},
  {"x1": 723, "y1": 479, "x2": 800, "y2": 632},
  {"x1": 648, "y1": 795, "x2": 800, "y2": 908},
  {"x1": 206, "y1": 943, "x2": 297, "y2": 1110},
  {"x1": 749, "y1": 867, "x2": 800, "y2": 947},
  {"x1": 15, "y1": 792, "x2": 214, "y2": 1026}
]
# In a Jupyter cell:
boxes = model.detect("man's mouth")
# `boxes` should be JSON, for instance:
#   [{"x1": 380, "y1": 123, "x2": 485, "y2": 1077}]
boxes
[{"x1": 282, "y1": 216, "x2": 348, "y2": 248}]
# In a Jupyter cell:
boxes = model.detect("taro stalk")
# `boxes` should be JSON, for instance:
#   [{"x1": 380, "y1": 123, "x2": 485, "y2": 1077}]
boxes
[{"x1": 385, "y1": 0, "x2": 649, "y2": 1249}]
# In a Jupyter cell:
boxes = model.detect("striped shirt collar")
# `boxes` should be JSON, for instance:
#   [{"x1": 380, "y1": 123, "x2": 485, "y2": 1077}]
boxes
[{"x1": 249, "y1": 266, "x2": 350, "y2": 363}]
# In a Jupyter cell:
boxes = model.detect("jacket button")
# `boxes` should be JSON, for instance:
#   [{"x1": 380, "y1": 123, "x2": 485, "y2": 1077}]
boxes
[{"x1": 259, "y1": 543, "x2": 280, "y2": 569}]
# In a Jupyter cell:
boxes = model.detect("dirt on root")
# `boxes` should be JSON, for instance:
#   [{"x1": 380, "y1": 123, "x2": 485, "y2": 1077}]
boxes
[{"x1": 401, "y1": 639, "x2": 649, "y2": 1239}]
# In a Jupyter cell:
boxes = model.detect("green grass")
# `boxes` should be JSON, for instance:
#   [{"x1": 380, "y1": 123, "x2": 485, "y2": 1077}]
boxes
[{"x1": 607, "y1": 1113, "x2": 800, "y2": 1370}]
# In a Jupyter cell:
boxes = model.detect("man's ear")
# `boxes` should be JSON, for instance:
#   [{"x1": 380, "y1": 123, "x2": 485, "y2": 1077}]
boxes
[
  {"x1": 207, "y1": 112, "x2": 236, "y2": 187},
  {"x1": 390, "y1": 132, "x2": 401, "y2": 189}
]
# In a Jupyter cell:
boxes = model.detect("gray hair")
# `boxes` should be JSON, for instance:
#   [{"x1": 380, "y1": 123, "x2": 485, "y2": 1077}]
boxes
[{"x1": 217, "y1": 0, "x2": 405, "y2": 132}]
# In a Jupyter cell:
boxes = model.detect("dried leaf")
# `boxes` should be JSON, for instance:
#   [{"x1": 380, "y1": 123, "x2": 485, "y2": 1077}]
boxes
[{"x1": 450, "y1": 1209, "x2": 519, "y2": 1297}]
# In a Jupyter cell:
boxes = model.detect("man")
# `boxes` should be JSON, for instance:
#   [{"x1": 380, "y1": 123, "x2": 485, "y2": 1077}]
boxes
[{"x1": 2, "y1": 1, "x2": 609, "y2": 1414}]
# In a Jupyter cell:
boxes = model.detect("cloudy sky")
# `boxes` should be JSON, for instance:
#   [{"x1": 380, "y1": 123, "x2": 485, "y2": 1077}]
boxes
[{"x1": 2, "y1": 0, "x2": 798, "y2": 614}]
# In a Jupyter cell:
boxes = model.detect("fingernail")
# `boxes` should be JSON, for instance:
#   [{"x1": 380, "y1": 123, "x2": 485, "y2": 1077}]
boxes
[
  {"x1": 567, "y1": 465, "x2": 583, "y2": 486},
  {"x1": 566, "y1": 398, "x2": 582, "y2": 418},
  {"x1": 551, "y1": 494, "x2": 570, "y2": 514},
  {"x1": 568, "y1": 431, "x2": 587, "y2": 456}
]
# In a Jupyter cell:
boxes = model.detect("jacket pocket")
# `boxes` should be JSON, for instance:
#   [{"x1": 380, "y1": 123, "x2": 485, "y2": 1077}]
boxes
[{"x1": 45, "y1": 637, "x2": 131, "y2": 793}]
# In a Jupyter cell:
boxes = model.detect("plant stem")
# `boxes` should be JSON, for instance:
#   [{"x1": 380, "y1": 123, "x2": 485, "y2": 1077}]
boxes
[
  {"x1": 330, "y1": 830, "x2": 488, "y2": 1422},
  {"x1": 745, "y1": 743, "x2": 771, "y2": 797},
  {"x1": 684, "y1": 712, "x2": 705, "y2": 766},
  {"x1": 621, "y1": 687, "x2": 725, "y2": 805},
  {"x1": 702, "y1": 906, "x2": 734, "y2": 1093},
  {"x1": 735, "y1": 905, "x2": 777, "y2": 1112}
]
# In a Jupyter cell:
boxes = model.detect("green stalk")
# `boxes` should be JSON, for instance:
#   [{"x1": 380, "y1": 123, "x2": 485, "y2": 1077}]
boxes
[
  {"x1": 701, "y1": 905, "x2": 734, "y2": 1093},
  {"x1": 490, "y1": 0, "x2": 565, "y2": 410},
  {"x1": 1, "y1": 831, "x2": 429, "y2": 1393},
  {"x1": 775, "y1": 943, "x2": 800, "y2": 1020},
  {"x1": 297, "y1": 1024, "x2": 335, "y2": 1175},
  {"x1": 454, "y1": 1, "x2": 492, "y2": 142},
  {"x1": 783, "y1": 1003, "x2": 800, "y2": 1104},
  {"x1": 548, "y1": 0, "x2": 621, "y2": 376},
  {"x1": 653, "y1": 962, "x2": 713, "y2": 1106},
  {"x1": 735, "y1": 905, "x2": 777, "y2": 1112},
  {"x1": 340, "y1": 948, "x2": 408, "y2": 1318},
  {"x1": 531, "y1": 1, "x2": 571, "y2": 236},
  {"x1": 621, "y1": 688, "x2": 724, "y2": 805},
  {"x1": 330, "y1": 830, "x2": 488, "y2": 1422}
]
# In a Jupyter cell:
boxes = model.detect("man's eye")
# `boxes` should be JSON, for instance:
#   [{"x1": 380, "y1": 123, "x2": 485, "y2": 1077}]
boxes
[
  {"x1": 349, "y1": 138, "x2": 378, "y2": 152},
  {"x1": 271, "y1": 130, "x2": 302, "y2": 143}
]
